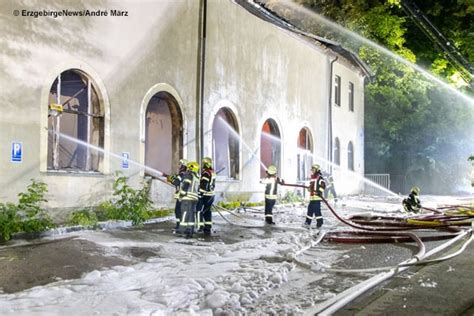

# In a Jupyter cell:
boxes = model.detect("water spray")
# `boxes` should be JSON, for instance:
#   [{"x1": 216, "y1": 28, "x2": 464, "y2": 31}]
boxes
[
  {"x1": 49, "y1": 129, "x2": 173, "y2": 187},
  {"x1": 312, "y1": 153, "x2": 400, "y2": 198},
  {"x1": 263, "y1": 130, "x2": 401, "y2": 198},
  {"x1": 217, "y1": 116, "x2": 268, "y2": 170},
  {"x1": 279, "y1": 0, "x2": 474, "y2": 106}
]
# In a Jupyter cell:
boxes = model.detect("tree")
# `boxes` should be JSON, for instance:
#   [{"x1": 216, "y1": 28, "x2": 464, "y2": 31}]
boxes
[{"x1": 260, "y1": 0, "x2": 474, "y2": 193}]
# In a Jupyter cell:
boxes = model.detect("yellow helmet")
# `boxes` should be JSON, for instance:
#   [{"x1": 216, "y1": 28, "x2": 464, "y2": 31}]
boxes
[
  {"x1": 411, "y1": 186, "x2": 420, "y2": 195},
  {"x1": 202, "y1": 157, "x2": 213, "y2": 168},
  {"x1": 179, "y1": 159, "x2": 188, "y2": 167},
  {"x1": 187, "y1": 161, "x2": 199, "y2": 174},
  {"x1": 267, "y1": 165, "x2": 277, "y2": 175},
  {"x1": 311, "y1": 164, "x2": 320, "y2": 172}
]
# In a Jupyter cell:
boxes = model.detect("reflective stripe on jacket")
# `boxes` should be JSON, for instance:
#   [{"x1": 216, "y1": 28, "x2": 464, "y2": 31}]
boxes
[
  {"x1": 179, "y1": 171, "x2": 200, "y2": 201},
  {"x1": 199, "y1": 168, "x2": 216, "y2": 196},
  {"x1": 261, "y1": 176, "x2": 278, "y2": 200},
  {"x1": 309, "y1": 174, "x2": 326, "y2": 201}
]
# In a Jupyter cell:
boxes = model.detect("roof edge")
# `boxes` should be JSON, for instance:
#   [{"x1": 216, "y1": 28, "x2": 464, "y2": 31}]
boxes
[{"x1": 233, "y1": 0, "x2": 374, "y2": 79}]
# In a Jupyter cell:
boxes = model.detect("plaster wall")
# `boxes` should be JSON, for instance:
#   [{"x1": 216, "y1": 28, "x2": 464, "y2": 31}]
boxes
[
  {"x1": 204, "y1": 0, "x2": 365, "y2": 200},
  {"x1": 0, "y1": 0, "x2": 366, "y2": 212},
  {"x1": 332, "y1": 62, "x2": 365, "y2": 194},
  {"x1": 0, "y1": 0, "x2": 199, "y2": 209}
]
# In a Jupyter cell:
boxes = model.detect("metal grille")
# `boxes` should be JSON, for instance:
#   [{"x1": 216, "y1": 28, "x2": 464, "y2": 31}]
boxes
[{"x1": 364, "y1": 173, "x2": 391, "y2": 195}]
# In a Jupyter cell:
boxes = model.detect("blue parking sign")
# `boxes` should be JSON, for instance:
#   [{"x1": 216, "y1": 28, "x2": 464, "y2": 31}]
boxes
[
  {"x1": 11, "y1": 142, "x2": 23, "y2": 163},
  {"x1": 122, "y1": 152, "x2": 129, "y2": 169}
]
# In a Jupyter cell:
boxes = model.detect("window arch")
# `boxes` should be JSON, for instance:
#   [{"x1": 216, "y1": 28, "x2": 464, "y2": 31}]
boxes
[
  {"x1": 260, "y1": 119, "x2": 281, "y2": 178},
  {"x1": 212, "y1": 107, "x2": 240, "y2": 179},
  {"x1": 144, "y1": 91, "x2": 183, "y2": 176},
  {"x1": 334, "y1": 137, "x2": 340, "y2": 166},
  {"x1": 348, "y1": 141, "x2": 354, "y2": 171},
  {"x1": 47, "y1": 69, "x2": 104, "y2": 171},
  {"x1": 297, "y1": 128, "x2": 313, "y2": 181}
]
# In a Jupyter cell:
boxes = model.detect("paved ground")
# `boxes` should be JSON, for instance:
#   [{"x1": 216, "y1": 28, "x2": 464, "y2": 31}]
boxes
[
  {"x1": 1, "y1": 219, "x2": 474, "y2": 315},
  {"x1": 0, "y1": 220, "x2": 272, "y2": 294},
  {"x1": 338, "y1": 241, "x2": 474, "y2": 315},
  {"x1": 0, "y1": 236, "x2": 130, "y2": 294}
]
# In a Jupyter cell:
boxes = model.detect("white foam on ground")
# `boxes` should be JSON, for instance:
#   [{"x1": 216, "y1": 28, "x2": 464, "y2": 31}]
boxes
[{"x1": 0, "y1": 196, "x2": 470, "y2": 314}]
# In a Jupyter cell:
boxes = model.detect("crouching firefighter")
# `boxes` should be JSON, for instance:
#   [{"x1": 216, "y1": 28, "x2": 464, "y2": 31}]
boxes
[
  {"x1": 178, "y1": 161, "x2": 200, "y2": 238},
  {"x1": 303, "y1": 164, "x2": 326, "y2": 229},
  {"x1": 197, "y1": 157, "x2": 216, "y2": 236},
  {"x1": 165, "y1": 159, "x2": 188, "y2": 231},
  {"x1": 260, "y1": 165, "x2": 284, "y2": 225},
  {"x1": 402, "y1": 186, "x2": 422, "y2": 213}
]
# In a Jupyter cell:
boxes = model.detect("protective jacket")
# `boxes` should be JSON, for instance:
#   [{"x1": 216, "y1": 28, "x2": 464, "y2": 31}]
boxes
[
  {"x1": 167, "y1": 165, "x2": 187, "y2": 199},
  {"x1": 403, "y1": 193, "x2": 421, "y2": 213},
  {"x1": 260, "y1": 176, "x2": 280, "y2": 200},
  {"x1": 179, "y1": 170, "x2": 200, "y2": 201},
  {"x1": 309, "y1": 173, "x2": 326, "y2": 201},
  {"x1": 199, "y1": 167, "x2": 216, "y2": 196}
]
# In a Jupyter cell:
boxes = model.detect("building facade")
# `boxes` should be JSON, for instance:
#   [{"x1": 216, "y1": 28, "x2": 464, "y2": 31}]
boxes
[{"x1": 0, "y1": 0, "x2": 368, "y2": 214}]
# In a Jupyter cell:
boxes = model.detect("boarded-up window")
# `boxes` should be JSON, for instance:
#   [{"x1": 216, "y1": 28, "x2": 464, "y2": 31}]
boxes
[
  {"x1": 348, "y1": 141, "x2": 354, "y2": 171},
  {"x1": 334, "y1": 137, "x2": 340, "y2": 166},
  {"x1": 47, "y1": 69, "x2": 104, "y2": 171},
  {"x1": 297, "y1": 128, "x2": 313, "y2": 181},
  {"x1": 334, "y1": 75, "x2": 341, "y2": 106},
  {"x1": 145, "y1": 92, "x2": 183, "y2": 177},
  {"x1": 261, "y1": 119, "x2": 281, "y2": 178},
  {"x1": 349, "y1": 81, "x2": 354, "y2": 112},
  {"x1": 212, "y1": 108, "x2": 240, "y2": 179}
]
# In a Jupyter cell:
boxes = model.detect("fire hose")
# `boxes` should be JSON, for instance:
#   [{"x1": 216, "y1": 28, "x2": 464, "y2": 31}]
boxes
[{"x1": 310, "y1": 229, "x2": 472, "y2": 315}]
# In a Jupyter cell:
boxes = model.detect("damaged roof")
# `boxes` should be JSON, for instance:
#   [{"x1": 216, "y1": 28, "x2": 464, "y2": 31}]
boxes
[{"x1": 234, "y1": 0, "x2": 373, "y2": 79}]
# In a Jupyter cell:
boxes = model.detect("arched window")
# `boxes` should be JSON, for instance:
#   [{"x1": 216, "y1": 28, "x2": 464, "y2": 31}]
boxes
[
  {"x1": 212, "y1": 108, "x2": 240, "y2": 179},
  {"x1": 297, "y1": 128, "x2": 313, "y2": 181},
  {"x1": 348, "y1": 141, "x2": 354, "y2": 171},
  {"x1": 334, "y1": 137, "x2": 340, "y2": 166},
  {"x1": 145, "y1": 92, "x2": 183, "y2": 176},
  {"x1": 47, "y1": 69, "x2": 104, "y2": 171},
  {"x1": 260, "y1": 119, "x2": 281, "y2": 178}
]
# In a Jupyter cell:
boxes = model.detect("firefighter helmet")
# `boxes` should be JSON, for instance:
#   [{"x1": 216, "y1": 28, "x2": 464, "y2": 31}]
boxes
[
  {"x1": 202, "y1": 157, "x2": 213, "y2": 168},
  {"x1": 311, "y1": 164, "x2": 321, "y2": 172},
  {"x1": 187, "y1": 161, "x2": 199, "y2": 174},
  {"x1": 411, "y1": 186, "x2": 420, "y2": 195},
  {"x1": 179, "y1": 159, "x2": 188, "y2": 167},
  {"x1": 267, "y1": 165, "x2": 277, "y2": 175}
]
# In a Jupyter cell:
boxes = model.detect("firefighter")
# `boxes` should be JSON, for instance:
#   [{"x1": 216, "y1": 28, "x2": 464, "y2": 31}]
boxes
[
  {"x1": 197, "y1": 157, "x2": 216, "y2": 236},
  {"x1": 323, "y1": 172, "x2": 338, "y2": 202},
  {"x1": 260, "y1": 165, "x2": 284, "y2": 225},
  {"x1": 165, "y1": 159, "x2": 188, "y2": 231},
  {"x1": 402, "y1": 186, "x2": 422, "y2": 213},
  {"x1": 178, "y1": 161, "x2": 200, "y2": 238},
  {"x1": 303, "y1": 164, "x2": 326, "y2": 229}
]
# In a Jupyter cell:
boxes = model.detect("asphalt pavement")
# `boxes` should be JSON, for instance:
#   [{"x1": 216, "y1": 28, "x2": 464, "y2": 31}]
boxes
[
  {"x1": 1, "y1": 218, "x2": 474, "y2": 315},
  {"x1": 338, "y1": 239, "x2": 474, "y2": 315}
]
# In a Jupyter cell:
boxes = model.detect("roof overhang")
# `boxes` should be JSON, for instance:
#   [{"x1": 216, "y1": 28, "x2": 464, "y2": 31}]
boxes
[{"x1": 234, "y1": 0, "x2": 374, "y2": 80}]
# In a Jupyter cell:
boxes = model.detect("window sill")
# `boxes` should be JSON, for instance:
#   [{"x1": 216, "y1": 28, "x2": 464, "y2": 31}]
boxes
[
  {"x1": 216, "y1": 177, "x2": 240, "y2": 183},
  {"x1": 44, "y1": 169, "x2": 105, "y2": 177}
]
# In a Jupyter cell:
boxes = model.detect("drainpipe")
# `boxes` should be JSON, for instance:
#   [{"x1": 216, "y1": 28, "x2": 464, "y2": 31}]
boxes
[
  {"x1": 196, "y1": 0, "x2": 207, "y2": 164},
  {"x1": 328, "y1": 55, "x2": 338, "y2": 174}
]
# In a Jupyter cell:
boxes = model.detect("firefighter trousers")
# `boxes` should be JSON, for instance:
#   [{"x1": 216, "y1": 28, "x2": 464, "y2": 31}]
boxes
[
  {"x1": 305, "y1": 200, "x2": 323, "y2": 228},
  {"x1": 174, "y1": 199, "x2": 182, "y2": 229},
  {"x1": 264, "y1": 198, "x2": 276, "y2": 224},
  {"x1": 197, "y1": 195, "x2": 214, "y2": 234},
  {"x1": 179, "y1": 199, "x2": 197, "y2": 237}
]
